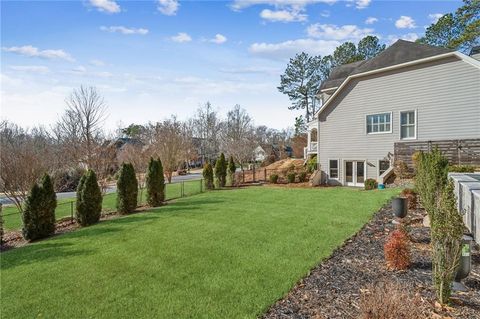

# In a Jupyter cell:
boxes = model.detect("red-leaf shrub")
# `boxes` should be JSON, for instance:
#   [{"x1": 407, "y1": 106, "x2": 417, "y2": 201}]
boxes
[{"x1": 384, "y1": 228, "x2": 411, "y2": 270}]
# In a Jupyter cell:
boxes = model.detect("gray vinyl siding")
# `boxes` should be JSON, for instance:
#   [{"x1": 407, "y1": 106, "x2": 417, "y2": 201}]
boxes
[{"x1": 318, "y1": 56, "x2": 480, "y2": 185}]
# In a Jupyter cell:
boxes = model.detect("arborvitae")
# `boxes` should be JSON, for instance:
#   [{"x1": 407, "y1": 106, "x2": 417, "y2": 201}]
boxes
[
  {"x1": 203, "y1": 163, "x2": 214, "y2": 190},
  {"x1": 76, "y1": 170, "x2": 102, "y2": 226},
  {"x1": 117, "y1": 163, "x2": 138, "y2": 214},
  {"x1": 22, "y1": 184, "x2": 43, "y2": 241},
  {"x1": 146, "y1": 158, "x2": 164, "y2": 207},
  {"x1": 39, "y1": 174, "x2": 56, "y2": 237},
  {"x1": 228, "y1": 156, "x2": 236, "y2": 186},
  {"x1": 158, "y1": 159, "x2": 165, "y2": 202},
  {"x1": 214, "y1": 153, "x2": 227, "y2": 187}
]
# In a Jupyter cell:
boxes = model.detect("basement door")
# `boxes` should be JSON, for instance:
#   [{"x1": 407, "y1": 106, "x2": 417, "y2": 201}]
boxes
[{"x1": 345, "y1": 160, "x2": 365, "y2": 187}]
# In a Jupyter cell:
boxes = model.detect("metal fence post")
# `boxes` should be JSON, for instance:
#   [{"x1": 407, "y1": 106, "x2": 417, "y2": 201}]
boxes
[
  {"x1": 264, "y1": 168, "x2": 267, "y2": 181},
  {"x1": 200, "y1": 179, "x2": 203, "y2": 193},
  {"x1": 70, "y1": 201, "x2": 74, "y2": 222},
  {"x1": 253, "y1": 165, "x2": 256, "y2": 182},
  {"x1": 181, "y1": 181, "x2": 185, "y2": 197}
]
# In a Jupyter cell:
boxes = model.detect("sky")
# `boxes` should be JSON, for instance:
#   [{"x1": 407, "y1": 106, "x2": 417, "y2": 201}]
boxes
[{"x1": 1, "y1": 0, "x2": 462, "y2": 131}]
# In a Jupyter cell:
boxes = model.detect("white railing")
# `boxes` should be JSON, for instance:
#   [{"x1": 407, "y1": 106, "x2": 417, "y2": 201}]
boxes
[{"x1": 309, "y1": 142, "x2": 318, "y2": 152}]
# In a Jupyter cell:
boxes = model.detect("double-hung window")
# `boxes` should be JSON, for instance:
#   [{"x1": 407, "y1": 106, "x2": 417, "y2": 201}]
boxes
[
  {"x1": 400, "y1": 111, "x2": 416, "y2": 139},
  {"x1": 329, "y1": 159, "x2": 339, "y2": 179},
  {"x1": 366, "y1": 113, "x2": 392, "y2": 134}
]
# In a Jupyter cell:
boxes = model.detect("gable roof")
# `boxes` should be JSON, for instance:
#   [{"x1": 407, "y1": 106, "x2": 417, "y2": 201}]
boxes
[
  {"x1": 320, "y1": 40, "x2": 454, "y2": 92},
  {"x1": 315, "y1": 43, "x2": 480, "y2": 118}
]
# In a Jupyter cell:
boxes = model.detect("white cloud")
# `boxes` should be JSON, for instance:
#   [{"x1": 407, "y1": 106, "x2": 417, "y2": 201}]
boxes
[
  {"x1": 320, "y1": 10, "x2": 330, "y2": 18},
  {"x1": 89, "y1": 0, "x2": 121, "y2": 13},
  {"x1": 2, "y1": 45, "x2": 74, "y2": 62},
  {"x1": 171, "y1": 32, "x2": 192, "y2": 43},
  {"x1": 157, "y1": 0, "x2": 179, "y2": 16},
  {"x1": 90, "y1": 59, "x2": 106, "y2": 66},
  {"x1": 260, "y1": 9, "x2": 307, "y2": 22},
  {"x1": 365, "y1": 17, "x2": 378, "y2": 25},
  {"x1": 231, "y1": 0, "x2": 337, "y2": 11},
  {"x1": 355, "y1": 0, "x2": 370, "y2": 9},
  {"x1": 306, "y1": 24, "x2": 374, "y2": 41},
  {"x1": 395, "y1": 16, "x2": 416, "y2": 29},
  {"x1": 249, "y1": 38, "x2": 340, "y2": 60},
  {"x1": 428, "y1": 13, "x2": 443, "y2": 23},
  {"x1": 210, "y1": 34, "x2": 227, "y2": 44},
  {"x1": 8, "y1": 65, "x2": 50, "y2": 74},
  {"x1": 100, "y1": 26, "x2": 149, "y2": 35},
  {"x1": 387, "y1": 33, "x2": 419, "y2": 44}
]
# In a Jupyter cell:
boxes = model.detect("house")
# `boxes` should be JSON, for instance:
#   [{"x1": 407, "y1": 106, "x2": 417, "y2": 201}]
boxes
[
  {"x1": 306, "y1": 40, "x2": 480, "y2": 187},
  {"x1": 254, "y1": 145, "x2": 267, "y2": 162}
]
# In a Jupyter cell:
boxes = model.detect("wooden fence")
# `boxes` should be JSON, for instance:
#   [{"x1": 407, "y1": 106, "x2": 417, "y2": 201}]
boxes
[{"x1": 394, "y1": 138, "x2": 480, "y2": 169}]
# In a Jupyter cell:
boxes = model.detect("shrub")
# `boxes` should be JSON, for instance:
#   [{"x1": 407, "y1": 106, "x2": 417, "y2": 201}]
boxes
[
  {"x1": 401, "y1": 188, "x2": 417, "y2": 210},
  {"x1": 214, "y1": 153, "x2": 227, "y2": 188},
  {"x1": 449, "y1": 164, "x2": 475, "y2": 173},
  {"x1": 287, "y1": 172, "x2": 296, "y2": 183},
  {"x1": 76, "y1": 170, "x2": 102, "y2": 226},
  {"x1": 298, "y1": 171, "x2": 308, "y2": 182},
  {"x1": 364, "y1": 178, "x2": 377, "y2": 190},
  {"x1": 21, "y1": 174, "x2": 57, "y2": 241},
  {"x1": 52, "y1": 167, "x2": 85, "y2": 192},
  {"x1": 203, "y1": 163, "x2": 214, "y2": 190},
  {"x1": 39, "y1": 174, "x2": 56, "y2": 236},
  {"x1": 359, "y1": 281, "x2": 427, "y2": 319},
  {"x1": 269, "y1": 174, "x2": 279, "y2": 184},
  {"x1": 307, "y1": 155, "x2": 317, "y2": 173},
  {"x1": 117, "y1": 163, "x2": 138, "y2": 214},
  {"x1": 394, "y1": 160, "x2": 410, "y2": 179},
  {"x1": 146, "y1": 158, "x2": 165, "y2": 207},
  {"x1": 228, "y1": 156, "x2": 236, "y2": 186},
  {"x1": 384, "y1": 227, "x2": 411, "y2": 270},
  {"x1": 431, "y1": 179, "x2": 464, "y2": 304}
]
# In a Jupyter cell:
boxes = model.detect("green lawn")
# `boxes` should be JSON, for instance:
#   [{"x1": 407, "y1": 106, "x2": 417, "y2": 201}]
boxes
[
  {"x1": 1, "y1": 186, "x2": 399, "y2": 318},
  {"x1": 2, "y1": 179, "x2": 203, "y2": 230}
]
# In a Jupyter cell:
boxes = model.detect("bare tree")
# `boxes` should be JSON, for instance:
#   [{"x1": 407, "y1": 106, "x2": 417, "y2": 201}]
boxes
[
  {"x1": 56, "y1": 86, "x2": 108, "y2": 168},
  {"x1": 220, "y1": 105, "x2": 256, "y2": 168},
  {"x1": 148, "y1": 116, "x2": 193, "y2": 183},
  {"x1": 191, "y1": 102, "x2": 221, "y2": 164},
  {"x1": 0, "y1": 121, "x2": 53, "y2": 211}
]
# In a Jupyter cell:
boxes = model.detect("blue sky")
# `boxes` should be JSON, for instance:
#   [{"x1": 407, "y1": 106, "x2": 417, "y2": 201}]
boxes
[{"x1": 1, "y1": 0, "x2": 461, "y2": 130}]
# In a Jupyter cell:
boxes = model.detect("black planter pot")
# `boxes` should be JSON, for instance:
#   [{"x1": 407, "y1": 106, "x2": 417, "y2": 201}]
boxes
[{"x1": 392, "y1": 197, "x2": 408, "y2": 218}]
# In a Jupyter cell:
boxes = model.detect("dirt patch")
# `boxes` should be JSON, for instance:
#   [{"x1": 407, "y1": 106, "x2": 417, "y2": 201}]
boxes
[{"x1": 263, "y1": 204, "x2": 480, "y2": 319}]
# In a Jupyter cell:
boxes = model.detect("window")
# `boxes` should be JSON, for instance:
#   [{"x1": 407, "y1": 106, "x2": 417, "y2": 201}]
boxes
[
  {"x1": 379, "y1": 160, "x2": 390, "y2": 176},
  {"x1": 366, "y1": 113, "x2": 392, "y2": 134},
  {"x1": 400, "y1": 111, "x2": 416, "y2": 139},
  {"x1": 329, "y1": 159, "x2": 339, "y2": 179}
]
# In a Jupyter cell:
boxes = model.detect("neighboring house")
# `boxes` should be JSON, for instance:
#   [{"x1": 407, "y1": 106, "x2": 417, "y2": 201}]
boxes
[
  {"x1": 306, "y1": 40, "x2": 480, "y2": 187},
  {"x1": 254, "y1": 145, "x2": 267, "y2": 162}
]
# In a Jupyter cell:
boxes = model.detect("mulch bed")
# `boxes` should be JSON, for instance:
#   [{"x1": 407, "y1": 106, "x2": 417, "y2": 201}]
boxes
[
  {"x1": 0, "y1": 205, "x2": 151, "y2": 252},
  {"x1": 263, "y1": 204, "x2": 480, "y2": 319}
]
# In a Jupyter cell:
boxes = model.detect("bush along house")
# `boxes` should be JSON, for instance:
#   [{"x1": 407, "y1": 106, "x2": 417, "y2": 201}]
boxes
[{"x1": 305, "y1": 40, "x2": 480, "y2": 187}]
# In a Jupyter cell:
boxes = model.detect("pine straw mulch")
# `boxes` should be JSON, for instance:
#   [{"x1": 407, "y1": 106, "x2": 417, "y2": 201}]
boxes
[
  {"x1": 263, "y1": 203, "x2": 480, "y2": 319},
  {"x1": 0, "y1": 206, "x2": 151, "y2": 252}
]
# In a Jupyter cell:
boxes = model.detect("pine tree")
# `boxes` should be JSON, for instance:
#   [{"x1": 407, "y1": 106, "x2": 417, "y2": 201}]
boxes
[
  {"x1": 214, "y1": 153, "x2": 227, "y2": 187},
  {"x1": 22, "y1": 183, "x2": 43, "y2": 241},
  {"x1": 228, "y1": 156, "x2": 236, "y2": 186},
  {"x1": 39, "y1": 174, "x2": 56, "y2": 237},
  {"x1": 146, "y1": 158, "x2": 164, "y2": 207},
  {"x1": 76, "y1": 170, "x2": 102, "y2": 226},
  {"x1": 117, "y1": 163, "x2": 138, "y2": 214},
  {"x1": 203, "y1": 163, "x2": 214, "y2": 190}
]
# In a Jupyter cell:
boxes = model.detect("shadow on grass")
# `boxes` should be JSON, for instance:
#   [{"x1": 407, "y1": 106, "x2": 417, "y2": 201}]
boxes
[{"x1": 1, "y1": 242, "x2": 94, "y2": 270}]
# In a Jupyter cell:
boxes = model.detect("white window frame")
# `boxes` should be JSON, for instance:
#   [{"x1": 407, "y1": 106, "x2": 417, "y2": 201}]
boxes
[
  {"x1": 377, "y1": 159, "x2": 390, "y2": 176},
  {"x1": 365, "y1": 112, "x2": 393, "y2": 135},
  {"x1": 399, "y1": 110, "x2": 417, "y2": 140},
  {"x1": 328, "y1": 158, "x2": 339, "y2": 180}
]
